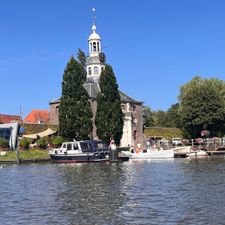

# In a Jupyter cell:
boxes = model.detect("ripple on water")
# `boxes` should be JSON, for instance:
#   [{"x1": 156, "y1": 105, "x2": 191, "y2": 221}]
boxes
[{"x1": 1, "y1": 159, "x2": 225, "y2": 224}]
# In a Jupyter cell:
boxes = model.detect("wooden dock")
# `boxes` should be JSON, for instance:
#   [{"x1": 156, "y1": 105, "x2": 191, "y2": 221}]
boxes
[
  {"x1": 207, "y1": 151, "x2": 225, "y2": 156},
  {"x1": 173, "y1": 144, "x2": 225, "y2": 158}
]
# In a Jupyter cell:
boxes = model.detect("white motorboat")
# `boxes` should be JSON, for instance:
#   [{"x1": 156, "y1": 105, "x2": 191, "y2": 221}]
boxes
[
  {"x1": 186, "y1": 150, "x2": 208, "y2": 158},
  {"x1": 121, "y1": 148, "x2": 174, "y2": 159}
]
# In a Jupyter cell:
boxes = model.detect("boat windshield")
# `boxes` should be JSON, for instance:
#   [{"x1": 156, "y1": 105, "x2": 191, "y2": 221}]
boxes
[
  {"x1": 67, "y1": 143, "x2": 72, "y2": 150},
  {"x1": 80, "y1": 142, "x2": 91, "y2": 152},
  {"x1": 97, "y1": 142, "x2": 105, "y2": 149},
  {"x1": 73, "y1": 143, "x2": 79, "y2": 150}
]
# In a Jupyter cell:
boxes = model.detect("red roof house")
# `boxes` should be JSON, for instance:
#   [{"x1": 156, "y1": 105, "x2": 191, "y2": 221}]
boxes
[
  {"x1": 0, "y1": 114, "x2": 21, "y2": 123},
  {"x1": 23, "y1": 110, "x2": 50, "y2": 124}
]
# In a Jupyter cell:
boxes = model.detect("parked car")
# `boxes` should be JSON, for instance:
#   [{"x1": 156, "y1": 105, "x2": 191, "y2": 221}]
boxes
[{"x1": 172, "y1": 137, "x2": 182, "y2": 146}]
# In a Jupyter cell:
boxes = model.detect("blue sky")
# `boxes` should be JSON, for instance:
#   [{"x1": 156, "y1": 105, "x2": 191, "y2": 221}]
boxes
[{"x1": 1, "y1": 0, "x2": 225, "y2": 117}]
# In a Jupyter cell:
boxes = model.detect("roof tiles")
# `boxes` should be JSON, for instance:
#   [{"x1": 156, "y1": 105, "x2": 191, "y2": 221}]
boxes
[{"x1": 23, "y1": 110, "x2": 50, "y2": 124}]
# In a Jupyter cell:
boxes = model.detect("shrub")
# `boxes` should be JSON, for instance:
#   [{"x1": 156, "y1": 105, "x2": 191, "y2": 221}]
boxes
[
  {"x1": 36, "y1": 138, "x2": 47, "y2": 149},
  {"x1": 19, "y1": 138, "x2": 30, "y2": 150},
  {"x1": 50, "y1": 136, "x2": 64, "y2": 148},
  {"x1": 0, "y1": 138, "x2": 9, "y2": 149}
]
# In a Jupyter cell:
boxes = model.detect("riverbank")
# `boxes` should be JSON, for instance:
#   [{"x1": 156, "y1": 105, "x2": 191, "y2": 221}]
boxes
[{"x1": 0, "y1": 149, "x2": 51, "y2": 164}]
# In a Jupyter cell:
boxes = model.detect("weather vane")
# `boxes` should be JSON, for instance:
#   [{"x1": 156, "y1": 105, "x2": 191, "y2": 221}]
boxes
[{"x1": 92, "y1": 8, "x2": 96, "y2": 25}]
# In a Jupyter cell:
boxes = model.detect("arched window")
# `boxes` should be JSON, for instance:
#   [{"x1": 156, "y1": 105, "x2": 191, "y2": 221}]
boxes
[
  {"x1": 94, "y1": 66, "x2": 98, "y2": 75},
  {"x1": 88, "y1": 67, "x2": 92, "y2": 75},
  {"x1": 90, "y1": 43, "x2": 93, "y2": 52},
  {"x1": 56, "y1": 106, "x2": 59, "y2": 114},
  {"x1": 93, "y1": 42, "x2": 97, "y2": 52},
  {"x1": 97, "y1": 42, "x2": 100, "y2": 51}
]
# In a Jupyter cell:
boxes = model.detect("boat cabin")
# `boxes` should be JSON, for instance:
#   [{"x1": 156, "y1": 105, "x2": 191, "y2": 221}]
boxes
[{"x1": 54, "y1": 140, "x2": 109, "y2": 154}]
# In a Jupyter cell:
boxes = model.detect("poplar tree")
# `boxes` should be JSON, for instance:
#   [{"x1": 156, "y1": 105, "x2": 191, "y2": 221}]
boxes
[
  {"x1": 95, "y1": 64, "x2": 124, "y2": 145},
  {"x1": 77, "y1": 48, "x2": 86, "y2": 68},
  {"x1": 59, "y1": 56, "x2": 93, "y2": 140}
]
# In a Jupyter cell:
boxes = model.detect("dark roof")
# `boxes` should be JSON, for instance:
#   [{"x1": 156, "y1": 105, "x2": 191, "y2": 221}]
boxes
[
  {"x1": 50, "y1": 84, "x2": 143, "y2": 105},
  {"x1": 0, "y1": 114, "x2": 21, "y2": 123},
  {"x1": 119, "y1": 90, "x2": 143, "y2": 104},
  {"x1": 49, "y1": 98, "x2": 61, "y2": 104}
]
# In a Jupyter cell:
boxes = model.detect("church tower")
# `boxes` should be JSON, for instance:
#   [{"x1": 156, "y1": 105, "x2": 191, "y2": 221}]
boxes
[
  {"x1": 86, "y1": 8, "x2": 105, "y2": 84},
  {"x1": 49, "y1": 8, "x2": 144, "y2": 148}
]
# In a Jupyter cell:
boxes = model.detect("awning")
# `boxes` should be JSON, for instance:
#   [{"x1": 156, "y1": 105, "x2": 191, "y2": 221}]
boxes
[{"x1": 23, "y1": 128, "x2": 57, "y2": 139}]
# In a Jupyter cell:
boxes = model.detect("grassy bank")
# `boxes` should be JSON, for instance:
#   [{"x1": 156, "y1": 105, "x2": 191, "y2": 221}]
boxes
[{"x1": 0, "y1": 149, "x2": 50, "y2": 161}]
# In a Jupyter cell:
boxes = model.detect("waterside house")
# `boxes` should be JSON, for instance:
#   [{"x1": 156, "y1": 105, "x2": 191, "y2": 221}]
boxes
[
  {"x1": 23, "y1": 110, "x2": 50, "y2": 125},
  {"x1": 0, "y1": 114, "x2": 21, "y2": 124}
]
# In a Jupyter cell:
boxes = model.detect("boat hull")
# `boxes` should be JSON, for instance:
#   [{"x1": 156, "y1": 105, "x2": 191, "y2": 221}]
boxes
[
  {"x1": 121, "y1": 150, "x2": 174, "y2": 159},
  {"x1": 187, "y1": 150, "x2": 208, "y2": 158},
  {"x1": 50, "y1": 152, "x2": 109, "y2": 163}
]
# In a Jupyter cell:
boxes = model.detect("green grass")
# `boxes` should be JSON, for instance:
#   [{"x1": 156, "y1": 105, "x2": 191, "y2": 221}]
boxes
[{"x1": 0, "y1": 149, "x2": 50, "y2": 161}]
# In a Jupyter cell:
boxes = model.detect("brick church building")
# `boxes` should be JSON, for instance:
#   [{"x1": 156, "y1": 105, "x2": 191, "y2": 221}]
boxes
[{"x1": 49, "y1": 12, "x2": 144, "y2": 147}]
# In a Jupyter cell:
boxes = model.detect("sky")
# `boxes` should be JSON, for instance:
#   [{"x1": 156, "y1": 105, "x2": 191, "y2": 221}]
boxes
[{"x1": 1, "y1": 0, "x2": 225, "y2": 118}]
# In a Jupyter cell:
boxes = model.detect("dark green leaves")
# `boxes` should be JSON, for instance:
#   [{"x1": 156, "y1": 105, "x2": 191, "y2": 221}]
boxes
[
  {"x1": 59, "y1": 56, "x2": 92, "y2": 141},
  {"x1": 95, "y1": 64, "x2": 124, "y2": 145}
]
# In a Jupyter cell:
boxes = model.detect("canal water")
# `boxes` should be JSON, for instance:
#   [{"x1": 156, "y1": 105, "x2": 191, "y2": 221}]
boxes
[{"x1": 1, "y1": 157, "x2": 225, "y2": 225}]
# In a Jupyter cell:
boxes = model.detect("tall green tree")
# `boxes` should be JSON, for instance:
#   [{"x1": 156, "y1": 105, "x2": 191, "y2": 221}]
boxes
[
  {"x1": 167, "y1": 103, "x2": 182, "y2": 128},
  {"x1": 95, "y1": 64, "x2": 124, "y2": 145},
  {"x1": 179, "y1": 76, "x2": 225, "y2": 138},
  {"x1": 153, "y1": 110, "x2": 170, "y2": 127},
  {"x1": 143, "y1": 106, "x2": 155, "y2": 127},
  {"x1": 59, "y1": 56, "x2": 93, "y2": 140},
  {"x1": 77, "y1": 48, "x2": 86, "y2": 68}
]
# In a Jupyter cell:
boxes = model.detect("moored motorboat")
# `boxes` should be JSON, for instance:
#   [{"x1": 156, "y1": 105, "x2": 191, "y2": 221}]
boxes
[
  {"x1": 121, "y1": 148, "x2": 174, "y2": 159},
  {"x1": 49, "y1": 140, "x2": 109, "y2": 163},
  {"x1": 186, "y1": 150, "x2": 208, "y2": 158}
]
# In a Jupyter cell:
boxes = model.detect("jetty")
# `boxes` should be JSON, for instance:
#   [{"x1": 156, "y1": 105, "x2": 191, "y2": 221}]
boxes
[{"x1": 173, "y1": 138, "x2": 225, "y2": 158}]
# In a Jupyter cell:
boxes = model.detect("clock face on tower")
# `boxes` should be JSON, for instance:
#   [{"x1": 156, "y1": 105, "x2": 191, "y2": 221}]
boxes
[{"x1": 99, "y1": 52, "x2": 106, "y2": 63}]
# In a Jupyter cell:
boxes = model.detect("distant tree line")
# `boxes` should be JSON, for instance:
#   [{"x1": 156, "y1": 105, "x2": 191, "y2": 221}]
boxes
[{"x1": 143, "y1": 76, "x2": 225, "y2": 138}]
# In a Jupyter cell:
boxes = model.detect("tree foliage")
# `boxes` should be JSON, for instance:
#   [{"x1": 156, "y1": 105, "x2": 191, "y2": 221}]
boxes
[
  {"x1": 36, "y1": 138, "x2": 48, "y2": 149},
  {"x1": 19, "y1": 138, "x2": 30, "y2": 149},
  {"x1": 143, "y1": 106, "x2": 155, "y2": 127},
  {"x1": 50, "y1": 136, "x2": 64, "y2": 147},
  {"x1": 95, "y1": 64, "x2": 124, "y2": 145},
  {"x1": 179, "y1": 76, "x2": 225, "y2": 138},
  {"x1": 167, "y1": 103, "x2": 182, "y2": 128},
  {"x1": 77, "y1": 48, "x2": 86, "y2": 68},
  {"x1": 153, "y1": 110, "x2": 170, "y2": 127},
  {"x1": 143, "y1": 104, "x2": 182, "y2": 128},
  {"x1": 0, "y1": 138, "x2": 9, "y2": 148},
  {"x1": 59, "y1": 56, "x2": 93, "y2": 141}
]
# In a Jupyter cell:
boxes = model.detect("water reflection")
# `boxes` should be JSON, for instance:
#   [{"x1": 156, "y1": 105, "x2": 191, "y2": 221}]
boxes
[
  {"x1": 1, "y1": 158, "x2": 225, "y2": 224},
  {"x1": 56, "y1": 163, "x2": 132, "y2": 224}
]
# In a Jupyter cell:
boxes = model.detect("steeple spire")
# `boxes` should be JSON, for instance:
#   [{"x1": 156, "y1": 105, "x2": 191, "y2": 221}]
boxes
[
  {"x1": 92, "y1": 8, "x2": 96, "y2": 26},
  {"x1": 86, "y1": 8, "x2": 105, "y2": 84},
  {"x1": 92, "y1": 8, "x2": 97, "y2": 33}
]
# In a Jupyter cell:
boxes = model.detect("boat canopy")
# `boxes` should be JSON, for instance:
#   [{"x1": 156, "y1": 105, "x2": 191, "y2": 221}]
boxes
[{"x1": 23, "y1": 128, "x2": 56, "y2": 139}]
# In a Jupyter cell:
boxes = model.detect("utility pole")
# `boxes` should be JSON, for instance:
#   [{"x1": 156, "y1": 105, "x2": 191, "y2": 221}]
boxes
[
  {"x1": 16, "y1": 105, "x2": 22, "y2": 164},
  {"x1": 19, "y1": 105, "x2": 22, "y2": 123}
]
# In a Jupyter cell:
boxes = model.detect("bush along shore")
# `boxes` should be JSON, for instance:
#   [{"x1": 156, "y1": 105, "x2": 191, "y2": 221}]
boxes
[{"x1": 0, "y1": 149, "x2": 51, "y2": 164}]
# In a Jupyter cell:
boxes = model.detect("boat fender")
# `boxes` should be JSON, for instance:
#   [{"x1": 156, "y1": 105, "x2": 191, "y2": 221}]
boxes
[
  {"x1": 64, "y1": 151, "x2": 67, "y2": 155},
  {"x1": 55, "y1": 150, "x2": 58, "y2": 155}
]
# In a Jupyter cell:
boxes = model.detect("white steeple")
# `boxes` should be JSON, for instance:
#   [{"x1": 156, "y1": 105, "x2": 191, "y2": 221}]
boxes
[
  {"x1": 86, "y1": 8, "x2": 105, "y2": 83},
  {"x1": 88, "y1": 8, "x2": 101, "y2": 56}
]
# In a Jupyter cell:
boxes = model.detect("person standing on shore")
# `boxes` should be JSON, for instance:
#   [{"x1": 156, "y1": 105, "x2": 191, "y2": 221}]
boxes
[
  {"x1": 136, "y1": 142, "x2": 141, "y2": 153},
  {"x1": 109, "y1": 139, "x2": 116, "y2": 150}
]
